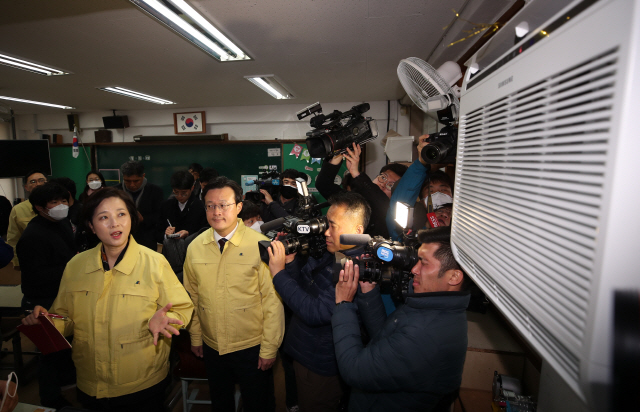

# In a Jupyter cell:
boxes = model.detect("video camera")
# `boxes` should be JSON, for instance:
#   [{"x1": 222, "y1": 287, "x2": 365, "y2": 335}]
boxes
[
  {"x1": 258, "y1": 178, "x2": 329, "y2": 263},
  {"x1": 421, "y1": 94, "x2": 458, "y2": 164},
  {"x1": 298, "y1": 102, "x2": 379, "y2": 159},
  {"x1": 244, "y1": 168, "x2": 280, "y2": 203},
  {"x1": 333, "y1": 202, "x2": 419, "y2": 301}
]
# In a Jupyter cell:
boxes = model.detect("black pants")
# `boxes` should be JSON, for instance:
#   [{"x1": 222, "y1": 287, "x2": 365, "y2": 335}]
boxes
[
  {"x1": 77, "y1": 375, "x2": 169, "y2": 412},
  {"x1": 203, "y1": 343, "x2": 275, "y2": 412}
]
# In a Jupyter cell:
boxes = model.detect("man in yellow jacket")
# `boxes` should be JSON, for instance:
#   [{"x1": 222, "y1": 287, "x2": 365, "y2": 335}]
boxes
[
  {"x1": 184, "y1": 177, "x2": 284, "y2": 412},
  {"x1": 6, "y1": 170, "x2": 47, "y2": 268}
]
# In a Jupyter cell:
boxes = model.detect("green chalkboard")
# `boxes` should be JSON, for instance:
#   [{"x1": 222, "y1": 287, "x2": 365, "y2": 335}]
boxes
[
  {"x1": 49, "y1": 146, "x2": 93, "y2": 198},
  {"x1": 96, "y1": 143, "x2": 282, "y2": 197}
]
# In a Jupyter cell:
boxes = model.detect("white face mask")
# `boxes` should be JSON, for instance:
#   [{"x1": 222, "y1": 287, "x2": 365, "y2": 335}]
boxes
[
  {"x1": 425, "y1": 191, "x2": 452, "y2": 210},
  {"x1": 48, "y1": 204, "x2": 69, "y2": 220},
  {"x1": 88, "y1": 180, "x2": 102, "y2": 190},
  {"x1": 0, "y1": 372, "x2": 17, "y2": 412},
  {"x1": 249, "y1": 220, "x2": 264, "y2": 233}
]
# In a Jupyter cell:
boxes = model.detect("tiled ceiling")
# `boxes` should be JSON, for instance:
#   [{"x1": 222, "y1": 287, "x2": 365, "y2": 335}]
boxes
[{"x1": 0, "y1": 0, "x2": 516, "y2": 115}]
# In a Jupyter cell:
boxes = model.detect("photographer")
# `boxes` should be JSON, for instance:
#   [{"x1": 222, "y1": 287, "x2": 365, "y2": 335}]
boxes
[
  {"x1": 332, "y1": 226, "x2": 469, "y2": 411},
  {"x1": 316, "y1": 143, "x2": 407, "y2": 237},
  {"x1": 267, "y1": 191, "x2": 371, "y2": 412},
  {"x1": 260, "y1": 169, "x2": 314, "y2": 222}
]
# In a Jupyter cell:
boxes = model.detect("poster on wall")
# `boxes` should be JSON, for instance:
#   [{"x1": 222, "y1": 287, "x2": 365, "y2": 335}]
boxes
[{"x1": 282, "y1": 143, "x2": 348, "y2": 205}]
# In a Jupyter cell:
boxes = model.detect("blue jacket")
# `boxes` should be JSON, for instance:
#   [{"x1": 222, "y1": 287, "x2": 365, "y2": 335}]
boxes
[
  {"x1": 272, "y1": 246, "x2": 363, "y2": 376},
  {"x1": 332, "y1": 287, "x2": 470, "y2": 411},
  {"x1": 386, "y1": 160, "x2": 429, "y2": 241}
]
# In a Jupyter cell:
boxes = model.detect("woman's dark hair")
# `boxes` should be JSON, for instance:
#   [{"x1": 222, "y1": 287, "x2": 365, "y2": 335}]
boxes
[
  {"x1": 239, "y1": 201, "x2": 261, "y2": 221},
  {"x1": 29, "y1": 182, "x2": 69, "y2": 214},
  {"x1": 79, "y1": 170, "x2": 107, "y2": 203},
  {"x1": 202, "y1": 176, "x2": 243, "y2": 204},
  {"x1": 170, "y1": 171, "x2": 195, "y2": 190},
  {"x1": 81, "y1": 187, "x2": 139, "y2": 234}
]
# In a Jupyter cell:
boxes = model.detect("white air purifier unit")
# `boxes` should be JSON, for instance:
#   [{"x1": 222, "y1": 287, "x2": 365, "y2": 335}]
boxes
[{"x1": 454, "y1": 0, "x2": 640, "y2": 408}]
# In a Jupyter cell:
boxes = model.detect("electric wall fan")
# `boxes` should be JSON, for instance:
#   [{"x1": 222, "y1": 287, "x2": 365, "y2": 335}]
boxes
[{"x1": 397, "y1": 58, "x2": 462, "y2": 114}]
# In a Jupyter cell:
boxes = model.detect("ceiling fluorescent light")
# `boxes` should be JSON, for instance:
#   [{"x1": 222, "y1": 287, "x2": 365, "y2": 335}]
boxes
[
  {"x1": 245, "y1": 76, "x2": 295, "y2": 99},
  {"x1": 98, "y1": 87, "x2": 175, "y2": 104},
  {"x1": 0, "y1": 96, "x2": 74, "y2": 109},
  {"x1": 130, "y1": 0, "x2": 250, "y2": 62},
  {"x1": 0, "y1": 53, "x2": 69, "y2": 76}
]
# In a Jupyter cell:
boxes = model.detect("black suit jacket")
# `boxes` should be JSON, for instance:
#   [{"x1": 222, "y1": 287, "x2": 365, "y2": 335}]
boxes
[
  {"x1": 156, "y1": 194, "x2": 208, "y2": 243},
  {"x1": 121, "y1": 182, "x2": 164, "y2": 251}
]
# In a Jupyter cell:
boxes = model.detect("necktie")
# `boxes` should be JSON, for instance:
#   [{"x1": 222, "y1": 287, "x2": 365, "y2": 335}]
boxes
[{"x1": 218, "y1": 238, "x2": 227, "y2": 253}]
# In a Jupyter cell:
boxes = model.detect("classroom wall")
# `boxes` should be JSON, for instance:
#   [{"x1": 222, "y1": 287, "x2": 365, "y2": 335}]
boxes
[{"x1": 13, "y1": 100, "x2": 411, "y2": 181}]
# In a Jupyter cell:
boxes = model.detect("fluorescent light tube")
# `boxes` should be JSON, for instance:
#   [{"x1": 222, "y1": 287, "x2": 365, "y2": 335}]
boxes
[
  {"x1": 245, "y1": 76, "x2": 295, "y2": 99},
  {"x1": 98, "y1": 87, "x2": 175, "y2": 104},
  {"x1": 130, "y1": 0, "x2": 250, "y2": 61},
  {"x1": 0, "y1": 53, "x2": 69, "y2": 76},
  {"x1": 0, "y1": 96, "x2": 74, "y2": 109}
]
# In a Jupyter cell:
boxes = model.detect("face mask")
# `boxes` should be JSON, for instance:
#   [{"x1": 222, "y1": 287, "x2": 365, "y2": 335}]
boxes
[
  {"x1": 48, "y1": 204, "x2": 69, "y2": 220},
  {"x1": 0, "y1": 372, "x2": 17, "y2": 412},
  {"x1": 425, "y1": 192, "x2": 452, "y2": 210},
  {"x1": 249, "y1": 220, "x2": 264, "y2": 233},
  {"x1": 280, "y1": 185, "x2": 298, "y2": 200},
  {"x1": 88, "y1": 181, "x2": 102, "y2": 190}
]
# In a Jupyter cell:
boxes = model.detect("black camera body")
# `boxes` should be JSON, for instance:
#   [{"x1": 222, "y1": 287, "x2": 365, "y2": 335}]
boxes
[
  {"x1": 244, "y1": 171, "x2": 281, "y2": 203},
  {"x1": 420, "y1": 105, "x2": 458, "y2": 164},
  {"x1": 302, "y1": 103, "x2": 379, "y2": 159},
  {"x1": 334, "y1": 233, "x2": 419, "y2": 301},
  {"x1": 258, "y1": 215, "x2": 328, "y2": 263}
]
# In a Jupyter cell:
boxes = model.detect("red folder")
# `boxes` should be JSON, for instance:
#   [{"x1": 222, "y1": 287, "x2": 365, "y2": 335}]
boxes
[{"x1": 17, "y1": 314, "x2": 72, "y2": 355}]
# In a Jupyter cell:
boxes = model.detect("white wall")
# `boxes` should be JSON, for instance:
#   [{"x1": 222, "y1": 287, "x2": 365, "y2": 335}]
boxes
[
  {"x1": 0, "y1": 122, "x2": 17, "y2": 204},
  {"x1": 14, "y1": 100, "x2": 409, "y2": 181}
]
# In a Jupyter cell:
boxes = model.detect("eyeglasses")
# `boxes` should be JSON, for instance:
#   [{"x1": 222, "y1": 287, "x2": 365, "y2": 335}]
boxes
[
  {"x1": 28, "y1": 178, "x2": 47, "y2": 185},
  {"x1": 0, "y1": 372, "x2": 17, "y2": 411},
  {"x1": 205, "y1": 202, "x2": 237, "y2": 212},
  {"x1": 376, "y1": 173, "x2": 396, "y2": 191},
  {"x1": 172, "y1": 189, "x2": 191, "y2": 198}
]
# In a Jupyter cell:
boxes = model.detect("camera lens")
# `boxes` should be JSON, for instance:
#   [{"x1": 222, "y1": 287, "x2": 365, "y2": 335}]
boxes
[{"x1": 421, "y1": 141, "x2": 452, "y2": 164}]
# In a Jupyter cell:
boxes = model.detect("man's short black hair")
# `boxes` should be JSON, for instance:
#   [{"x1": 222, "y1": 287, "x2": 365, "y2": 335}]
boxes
[
  {"x1": 199, "y1": 168, "x2": 220, "y2": 185},
  {"x1": 417, "y1": 226, "x2": 465, "y2": 286},
  {"x1": 188, "y1": 163, "x2": 203, "y2": 174},
  {"x1": 120, "y1": 160, "x2": 144, "y2": 177},
  {"x1": 380, "y1": 163, "x2": 408, "y2": 178},
  {"x1": 81, "y1": 187, "x2": 139, "y2": 233},
  {"x1": 170, "y1": 171, "x2": 195, "y2": 190},
  {"x1": 23, "y1": 169, "x2": 46, "y2": 186},
  {"x1": 281, "y1": 169, "x2": 304, "y2": 182},
  {"x1": 239, "y1": 201, "x2": 261, "y2": 221},
  {"x1": 202, "y1": 176, "x2": 243, "y2": 204},
  {"x1": 50, "y1": 177, "x2": 77, "y2": 200},
  {"x1": 29, "y1": 182, "x2": 70, "y2": 214},
  {"x1": 430, "y1": 171, "x2": 453, "y2": 190},
  {"x1": 328, "y1": 191, "x2": 371, "y2": 229}
]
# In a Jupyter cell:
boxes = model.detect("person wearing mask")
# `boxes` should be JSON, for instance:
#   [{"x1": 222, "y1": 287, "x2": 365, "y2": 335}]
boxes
[
  {"x1": 259, "y1": 169, "x2": 312, "y2": 222},
  {"x1": 267, "y1": 191, "x2": 371, "y2": 412},
  {"x1": 79, "y1": 170, "x2": 106, "y2": 203},
  {"x1": 16, "y1": 182, "x2": 77, "y2": 408},
  {"x1": 238, "y1": 200, "x2": 264, "y2": 233},
  {"x1": 118, "y1": 161, "x2": 164, "y2": 251},
  {"x1": 6, "y1": 169, "x2": 47, "y2": 269},
  {"x1": 22, "y1": 187, "x2": 193, "y2": 412},
  {"x1": 156, "y1": 171, "x2": 207, "y2": 243},
  {"x1": 184, "y1": 177, "x2": 284, "y2": 412},
  {"x1": 49, "y1": 177, "x2": 81, "y2": 233},
  {"x1": 316, "y1": 143, "x2": 407, "y2": 237}
]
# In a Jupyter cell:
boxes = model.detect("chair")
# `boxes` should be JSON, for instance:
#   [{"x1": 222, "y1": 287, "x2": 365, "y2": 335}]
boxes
[{"x1": 172, "y1": 331, "x2": 241, "y2": 412}]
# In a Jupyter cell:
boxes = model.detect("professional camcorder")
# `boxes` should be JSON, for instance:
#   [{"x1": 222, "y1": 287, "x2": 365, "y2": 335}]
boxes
[
  {"x1": 258, "y1": 178, "x2": 329, "y2": 263},
  {"x1": 244, "y1": 169, "x2": 280, "y2": 203},
  {"x1": 298, "y1": 102, "x2": 379, "y2": 159},
  {"x1": 421, "y1": 94, "x2": 458, "y2": 164},
  {"x1": 334, "y1": 232, "x2": 419, "y2": 301}
]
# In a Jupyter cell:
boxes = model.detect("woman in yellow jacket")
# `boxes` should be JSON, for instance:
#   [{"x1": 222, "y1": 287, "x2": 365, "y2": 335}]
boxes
[{"x1": 23, "y1": 187, "x2": 194, "y2": 412}]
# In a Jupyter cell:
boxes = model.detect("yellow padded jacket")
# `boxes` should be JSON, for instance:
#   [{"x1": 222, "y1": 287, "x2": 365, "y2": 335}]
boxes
[
  {"x1": 51, "y1": 237, "x2": 193, "y2": 399},
  {"x1": 183, "y1": 220, "x2": 284, "y2": 360},
  {"x1": 6, "y1": 200, "x2": 36, "y2": 267}
]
